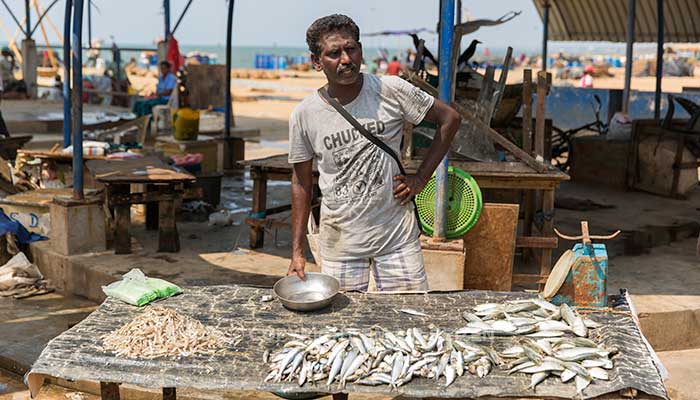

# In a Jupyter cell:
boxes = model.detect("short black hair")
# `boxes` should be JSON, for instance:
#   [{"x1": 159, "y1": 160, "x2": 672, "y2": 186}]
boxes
[
  {"x1": 306, "y1": 14, "x2": 360, "y2": 57},
  {"x1": 160, "y1": 60, "x2": 171, "y2": 68}
]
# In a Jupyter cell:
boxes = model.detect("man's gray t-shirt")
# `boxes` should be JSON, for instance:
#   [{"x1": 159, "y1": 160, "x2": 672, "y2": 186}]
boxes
[{"x1": 288, "y1": 74, "x2": 434, "y2": 261}]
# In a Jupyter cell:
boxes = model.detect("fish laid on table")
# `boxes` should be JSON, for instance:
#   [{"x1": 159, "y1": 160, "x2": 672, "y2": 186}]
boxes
[
  {"x1": 456, "y1": 297, "x2": 599, "y2": 340},
  {"x1": 264, "y1": 327, "x2": 496, "y2": 389},
  {"x1": 503, "y1": 336, "x2": 616, "y2": 393}
]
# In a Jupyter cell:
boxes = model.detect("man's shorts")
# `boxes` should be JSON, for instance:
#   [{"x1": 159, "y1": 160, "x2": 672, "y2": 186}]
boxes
[{"x1": 321, "y1": 238, "x2": 428, "y2": 292}]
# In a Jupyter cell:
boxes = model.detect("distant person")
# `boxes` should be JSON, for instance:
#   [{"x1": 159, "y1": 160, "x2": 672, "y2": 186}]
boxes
[
  {"x1": 385, "y1": 56, "x2": 402, "y2": 76},
  {"x1": 132, "y1": 61, "x2": 177, "y2": 116},
  {"x1": 0, "y1": 47, "x2": 24, "y2": 95},
  {"x1": 580, "y1": 65, "x2": 594, "y2": 88},
  {"x1": 369, "y1": 58, "x2": 380, "y2": 75}
]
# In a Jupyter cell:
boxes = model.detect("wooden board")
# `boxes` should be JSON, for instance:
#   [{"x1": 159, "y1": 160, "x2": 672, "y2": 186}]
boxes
[
  {"x1": 18, "y1": 149, "x2": 106, "y2": 161},
  {"x1": 86, "y1": 157, "x2": 194, "y2": 184},
  {"x1": 186, "y1": 64, "x2": 227, "y2": 110},
  {"x1": 241, "y1": 154, "x2": 569, "y2": 184},
  {"x1": 462, "y1": 203, "x2": 519, "y2": 291}
]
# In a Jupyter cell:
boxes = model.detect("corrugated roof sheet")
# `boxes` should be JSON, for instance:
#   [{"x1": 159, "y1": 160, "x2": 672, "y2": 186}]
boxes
[{"x1": 532, "y1": 0, "x2": 700, "y2": 43}]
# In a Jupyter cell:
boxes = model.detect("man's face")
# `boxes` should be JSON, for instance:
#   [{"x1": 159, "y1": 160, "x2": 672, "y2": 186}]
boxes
[
  {"x1": 312, "y1": 30, "x2": 362, "y2": 86},
  {"x1": 160, "y1": 64, "x2": 169, "y2": 76}
]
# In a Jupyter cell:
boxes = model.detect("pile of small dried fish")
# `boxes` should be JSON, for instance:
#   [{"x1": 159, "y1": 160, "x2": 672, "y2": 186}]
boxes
[
  {"x1": 458, "y1": 299, "x2": 600, "y2": 338},
  {"x1": 102, "y1": 305, "x2": 230, "y2": 358},
  {"x1": 264, "y1": 327, "x2": 500, "y2": 388},
  {"x1": 503, "y1": 336, "x2": 615, "y2": 393}
]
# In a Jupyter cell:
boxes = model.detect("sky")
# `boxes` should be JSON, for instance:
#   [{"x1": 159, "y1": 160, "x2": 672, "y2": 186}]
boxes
[{"x1": 0, "y1": 0, "x2": 547, "y2": 52}]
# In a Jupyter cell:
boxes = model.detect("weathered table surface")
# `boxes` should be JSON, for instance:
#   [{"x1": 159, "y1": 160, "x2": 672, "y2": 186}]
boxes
[
  {"x1": 28, "y1": 286, "x2": 667, "y2": 400},
  {"x1": 86, "y1": 157, "x2": 194, "y2": 184}
]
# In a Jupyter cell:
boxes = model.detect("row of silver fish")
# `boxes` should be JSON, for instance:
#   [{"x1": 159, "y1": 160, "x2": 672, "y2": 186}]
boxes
[
  {"x1": 263, "y1": 327, "x2": 500, "y2": 389},
  {"x1": 503, "y1": 336, "x2": 615, "y2": 394},
  {"x1": 457, "y1": 298, "x2": 601, "y2": 339}
]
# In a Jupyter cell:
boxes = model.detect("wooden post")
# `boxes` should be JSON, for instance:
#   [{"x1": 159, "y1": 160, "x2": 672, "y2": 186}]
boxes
[
  {"x1": 522, "y1": 70, "x2": 534, "y2": 239},
  {"x1": 535, "y1": 71, "x2": 548, "y2": 159},
  {"x1": 100, "y1": 382, "x2": 120, "y2": 400},
  {"x1": 539, "y1": 189, "x2": 555, "y2": 290},
  {"x1": 522, "y1": 69, "x2": 533, "y2": 154},
  {"x1": 157, "y1": 185, "x2": 180, "y2": 252},
  {"x1": 162, "y1": 388, "x2": 176, "y2": 400},
  {"x1": 112, "y1": 184, "x2": 131, "y2": 254},
  {"x1": 249, "y1": 169, "x2": 268, "y2": 248}
]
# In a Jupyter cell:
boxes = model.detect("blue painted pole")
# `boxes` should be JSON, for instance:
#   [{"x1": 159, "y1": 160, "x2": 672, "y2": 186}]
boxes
[
  {"x1": 72, "y1": 0, "x2": 84, "y2": 200},
  {"x1": 225, "y1": 0, "x2": 234, "y2": 138},
  {"x1": 25, "y1": 0, "x2": 31, "y2": 39},
  {"x1": 62, "y1": 0, "x2": 72, "y2": 148},
  {"x1": 164, "y1": 0, "x2": 171, "y2": 39},
  {"x1": 434, "y1": 0, "x2": 455, "y2": 239}
]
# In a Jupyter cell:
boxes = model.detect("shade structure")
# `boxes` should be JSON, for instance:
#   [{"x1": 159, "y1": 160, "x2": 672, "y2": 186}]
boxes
[{"x1": 532, "y1": 0, "x2": 700, "y2": 43}]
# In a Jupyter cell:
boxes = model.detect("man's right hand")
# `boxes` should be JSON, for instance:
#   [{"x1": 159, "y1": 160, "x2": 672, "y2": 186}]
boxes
[{"x1": 287, "y1": 256, "x2": 307, "y2": 281}]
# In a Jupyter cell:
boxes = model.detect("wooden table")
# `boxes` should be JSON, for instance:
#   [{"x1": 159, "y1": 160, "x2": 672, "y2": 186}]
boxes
[
  {"x1": 86, "y1": 157, "x2": 195, "y2": 254},
  {"x1": 240, "y1": 154, "x2": 570, "y2": 288}
]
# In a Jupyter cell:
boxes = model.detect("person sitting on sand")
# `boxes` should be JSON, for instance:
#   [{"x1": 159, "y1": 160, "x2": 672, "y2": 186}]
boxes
[
  {"x1": 580, "y1": 65, "x2": 594, "y2": 88},
  {"x1": 132, "y1": 60, "x2": 177, "y2": 116}
]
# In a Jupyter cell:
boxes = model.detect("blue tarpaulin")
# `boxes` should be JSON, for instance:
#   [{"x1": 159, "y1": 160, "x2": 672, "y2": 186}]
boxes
[{"x1": 0, "y1": 208, "x2": 47, "y2": 244}]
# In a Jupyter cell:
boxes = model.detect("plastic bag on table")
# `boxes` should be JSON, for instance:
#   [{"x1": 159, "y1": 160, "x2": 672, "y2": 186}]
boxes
[{"x1": 102, "y1": 268, "x2": 182, "y2": 306}]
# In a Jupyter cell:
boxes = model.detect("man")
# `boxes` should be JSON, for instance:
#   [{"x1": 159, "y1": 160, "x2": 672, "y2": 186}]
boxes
[
  {"x1": 133, "y1": 61, "x2": 177, "y2": 116},
  {"x1": 385, "y1": 56, "x2": 402, "y2": 76},
  {"x1": 155, "y1": 61, "x2": 177, "y2": 100},
  {"x1": 287, "y1": 14, "x2": 461, "y2": 291}
]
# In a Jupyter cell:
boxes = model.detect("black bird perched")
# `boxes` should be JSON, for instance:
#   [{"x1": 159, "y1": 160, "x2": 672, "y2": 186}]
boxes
[
  {"x1": 409, "y1": 33, "x2": 439, "y2": 67},
  {"x1": 458, "y1": 39, "x2": 481, "y2": 70}
]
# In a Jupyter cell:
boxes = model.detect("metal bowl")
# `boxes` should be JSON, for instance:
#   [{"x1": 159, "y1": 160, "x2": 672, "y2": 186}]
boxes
[{"x1": 273, "y1": 273, "x2": 340, "y2": 312}]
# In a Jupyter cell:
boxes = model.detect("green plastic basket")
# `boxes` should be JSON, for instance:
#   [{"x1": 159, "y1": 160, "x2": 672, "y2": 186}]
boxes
[{"x1": 415, "y1": 166, "x2": 482, "y2": 238}]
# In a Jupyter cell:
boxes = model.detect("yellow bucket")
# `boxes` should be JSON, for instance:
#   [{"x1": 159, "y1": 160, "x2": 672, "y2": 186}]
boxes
[{"x1": 172, "y1": 108, "x2": 200, "y2": 141}]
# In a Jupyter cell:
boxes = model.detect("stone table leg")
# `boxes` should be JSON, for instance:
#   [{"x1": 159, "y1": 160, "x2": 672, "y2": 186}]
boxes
[
  {"x1": 158, "y1": 185, "x2": 180, "y2": 252},
  {"x1": 145, "y1": 184, "x2": 159, "y2": 231},
  {"x1": 112, "y1": 184, "x2": 131, "y2": 254}
]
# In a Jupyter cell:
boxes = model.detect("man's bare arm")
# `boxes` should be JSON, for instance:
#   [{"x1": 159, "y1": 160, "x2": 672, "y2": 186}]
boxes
[
  {"x1": 393, "y1": 98, "x2": 461, "y2": 204},
  {"x1": 288, "y1": 160, "x2": 313, "y2": 279}
]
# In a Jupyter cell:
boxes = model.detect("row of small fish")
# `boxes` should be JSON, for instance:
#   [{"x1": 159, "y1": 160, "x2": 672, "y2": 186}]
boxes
[
  {"x1": 503, "y1": 336, "x2": 616, "y2": 394},
  {"x1": 457, "y1": 298, "x2": 601, "y2": 339},
  {"x1": 263, "y1": 327, "x2": 500, "y2": 389}
]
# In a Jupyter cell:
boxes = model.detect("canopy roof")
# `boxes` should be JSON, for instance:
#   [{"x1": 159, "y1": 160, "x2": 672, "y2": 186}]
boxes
[{"x1": 532, "y1": 0, "x2": 700, "y2": 42}]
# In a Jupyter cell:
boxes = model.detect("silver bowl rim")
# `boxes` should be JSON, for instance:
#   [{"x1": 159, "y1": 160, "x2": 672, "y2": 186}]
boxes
[{"x1": 272, "y1": 272, "x2": 340, "y2": 306}]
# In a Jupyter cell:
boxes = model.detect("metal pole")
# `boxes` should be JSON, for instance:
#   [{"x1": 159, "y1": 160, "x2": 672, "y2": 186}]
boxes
[
  {"x1": 62, "y1": 0, "x2": 72, "y2": 148},
  {"x1": 654, "y1": 0, "x2": 664, "y2": 120},
  {"x1": 456, "y1": 0, "x2": 462, "y2": 24},
  {"x1": 434, "y1": 0, "x2": 455, "y2": 240},
  {"x1": 623, "y1": 0, "x2": 636, "y2": 113},
  {"x1": 25, "y1": 0, "x2": 30, "y2": 39},
  {"x1": 542, "y1": 0, "x2": 550, "y2": 71},
  {"x1": 72, "y1": 0, "x2": 84, "y2": 200},
  {"x1": 164, "y1": 0, "x2": 171, "y2": 39},
  {"x1": 225, "y1": 0, "x2": 234, "y2": 139},
  {"x1": 87, "y1": 0, "x2": 91, "y2": 46}
]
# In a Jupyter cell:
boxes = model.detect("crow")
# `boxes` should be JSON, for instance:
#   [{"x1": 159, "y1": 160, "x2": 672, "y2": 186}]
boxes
[
  {"x1": 409, "y1": 33, "x2": 439, "y2": 67},
  {"x1": 458, "y1": 39, "x2": 481, "y2": 69}
]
